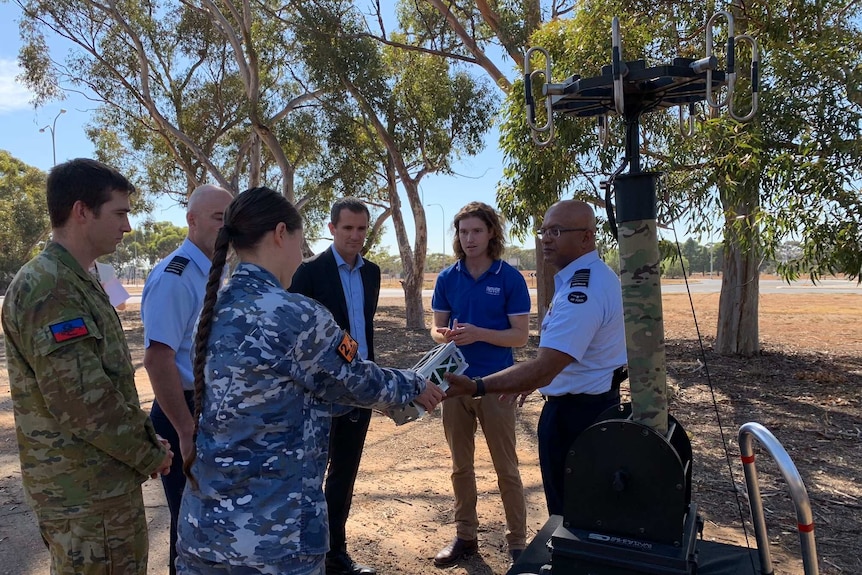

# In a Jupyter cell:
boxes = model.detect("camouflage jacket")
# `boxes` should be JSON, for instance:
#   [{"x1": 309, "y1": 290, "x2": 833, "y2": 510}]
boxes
[
  {"x1": 178, "y1": 263, "x2": 425, "y2": 567},
  {"x1": 1, "y1": 242, "x2": 168, "y2": 511}
]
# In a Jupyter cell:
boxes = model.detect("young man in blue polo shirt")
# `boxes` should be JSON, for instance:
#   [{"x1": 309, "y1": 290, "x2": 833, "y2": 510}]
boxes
[{"x1": 430, "y1": 202, "x2": 531, "y2": 567}]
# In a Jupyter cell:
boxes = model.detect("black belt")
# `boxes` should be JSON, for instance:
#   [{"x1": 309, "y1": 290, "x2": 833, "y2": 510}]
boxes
[
  {"x1": 611, "y1": 366, "x2": 628, "y2": 390},
  {"x1": 544, "y1": 366, "x2": 628, "y2": 403},
  {"x1": 544, "y1": 388, "x2": 620, "y2": 403}
]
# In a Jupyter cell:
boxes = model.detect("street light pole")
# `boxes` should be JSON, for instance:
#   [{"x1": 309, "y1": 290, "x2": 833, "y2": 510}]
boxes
[
  {"x1": 706, "y1": 242, "x2": 715, "y2": 278},
  {"x1": 426, "y1": 203, "x2": 446, "y2": 257},
  {"x1": 39, "y1": 109, "x2": 66, "y2": 166}
]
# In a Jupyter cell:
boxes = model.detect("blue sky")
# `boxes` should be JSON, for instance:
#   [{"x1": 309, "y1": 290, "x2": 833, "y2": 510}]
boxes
[
  {"x1": 0, "y1": 2, "x2": 523, "y2": 256},
  {"x1": 0, "y1": 2, "x2": 702, "y2": 256}
]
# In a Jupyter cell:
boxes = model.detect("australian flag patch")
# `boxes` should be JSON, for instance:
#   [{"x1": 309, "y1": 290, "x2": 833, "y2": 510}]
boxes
[
  {"x1": 49, "y1": 318, "x2": 90, "y2": 343},
  {"x1": 165, "y1": 256, "x2": 190, "y2": 276},
  {"x1": 569, "y1": 268, "x2": 590, "y2": 288}
]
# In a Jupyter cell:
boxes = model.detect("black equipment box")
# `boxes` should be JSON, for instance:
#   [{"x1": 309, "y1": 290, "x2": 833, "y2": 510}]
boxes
[{"x1": 550, "y1": 503, "x2": 701, "y2": 574}]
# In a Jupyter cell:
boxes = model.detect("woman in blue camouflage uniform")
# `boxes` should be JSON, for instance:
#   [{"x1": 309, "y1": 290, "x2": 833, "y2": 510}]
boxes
[{"x1": 175, "y1": 187, "x2": 443, "y2": 575}]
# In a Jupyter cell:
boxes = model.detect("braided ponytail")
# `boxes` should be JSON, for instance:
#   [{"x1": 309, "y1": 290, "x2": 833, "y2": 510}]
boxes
[
  {"x1": 182, "y1": 186, "x2": 302, "y2": 489},
  {"x1": 183, "y1": 226, "x2": 231, "y2": 489}
]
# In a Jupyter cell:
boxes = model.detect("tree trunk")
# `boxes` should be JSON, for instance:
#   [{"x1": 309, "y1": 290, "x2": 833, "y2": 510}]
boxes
[
  {"x1": 534, "y1": 232, "x2": 554, "y2": 325},
  {"x1": 401, "y1": 266, "x2": 426, "y2": 331},
  {"x1": 715, "y1": 178, "x2": 761, "y2": 355},
  {"x1": 383, "y1": 159, "x2": 427, "y2": 330}
]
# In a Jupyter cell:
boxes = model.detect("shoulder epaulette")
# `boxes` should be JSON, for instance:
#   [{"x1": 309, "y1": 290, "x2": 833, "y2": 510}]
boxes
[
  {"x1": 165, "y1": 256, "x2": 190, "y2": 276},
  {"x1": 569, "y1": 268, "x2": 591, "y2": 288}
]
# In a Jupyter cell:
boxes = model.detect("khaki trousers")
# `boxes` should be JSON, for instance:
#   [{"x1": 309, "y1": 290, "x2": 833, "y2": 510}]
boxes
[{"x1": 442, "y1": 394, "x2": 527, "y2": 549}]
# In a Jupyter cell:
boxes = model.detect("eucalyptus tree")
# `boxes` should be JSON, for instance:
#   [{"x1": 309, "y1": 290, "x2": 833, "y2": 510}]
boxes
[
  {"x1": 494, "y1": 1, "x2": 862, "y2": 355},
  {"x1": 15, "y1": 0, "x2": 325, "y2": 203},
  {"x1": 0, "y1": 152, "x2": 48, "y2": 291},
  {"x1": 291, "y1": 0, "x2": 498, "y2": 329}
]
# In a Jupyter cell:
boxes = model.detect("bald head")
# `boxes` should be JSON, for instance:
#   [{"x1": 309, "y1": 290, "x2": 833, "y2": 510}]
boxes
[
  {"x1": 187, "y1": 185, "x2": 233, "y2": 259},
  {"x1": 547, "y1": 200, "x2": 596, "y2": 230},
  {"x1": 188, "y1": 185, "x2": 232, "y2": 214},
  {"x1": 539, "y1": 200, "x2": 598, "y2": 270}
]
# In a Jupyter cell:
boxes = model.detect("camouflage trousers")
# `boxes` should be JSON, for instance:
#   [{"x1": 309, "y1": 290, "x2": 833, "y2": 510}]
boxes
[
  {"x1": 36, "y1": 488, "x2": 148, "y2": 575},
  {"x1": 176, "y1": 552, "x2": 324, "y2": 575}
]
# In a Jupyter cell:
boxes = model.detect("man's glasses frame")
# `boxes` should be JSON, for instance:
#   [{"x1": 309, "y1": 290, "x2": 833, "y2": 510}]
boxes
[{"x1": 535, "y1": 227, "x2": 592, "y2": 238}]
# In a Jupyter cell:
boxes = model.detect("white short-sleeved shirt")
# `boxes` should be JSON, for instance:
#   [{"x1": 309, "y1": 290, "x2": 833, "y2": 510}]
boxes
[
  {"x1": 538, "y1": 251, "x2": 627, "y2": 396},
  {"x1": 140, "y1": 238, "x2": 210, "y2": 391}
]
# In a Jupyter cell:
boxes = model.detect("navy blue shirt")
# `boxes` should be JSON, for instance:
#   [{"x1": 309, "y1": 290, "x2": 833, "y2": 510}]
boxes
[{"x1": 431, "y1": 260, "x2": 531, "y2": 378}]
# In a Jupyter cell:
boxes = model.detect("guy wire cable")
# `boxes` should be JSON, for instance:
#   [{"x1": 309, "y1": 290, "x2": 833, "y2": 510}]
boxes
[{"x1": 670, "y1": 227, "x2": 758, "y2": 574}]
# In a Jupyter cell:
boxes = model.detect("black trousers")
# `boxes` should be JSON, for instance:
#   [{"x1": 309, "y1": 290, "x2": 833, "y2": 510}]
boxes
[
  {"x1": 325, "y1": 407, "x2": 372, "y2": 555},
  {"x1": 537, "y1": 391, "x2": 620, "y2": 516},
  {"x1": 150, "y1": 391, "x2": 195, "y2": 575}
]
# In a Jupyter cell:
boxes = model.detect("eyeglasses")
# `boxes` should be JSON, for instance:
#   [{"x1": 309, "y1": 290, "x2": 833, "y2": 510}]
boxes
[{"x1": 535, "y1": 227, "x2": 592, "y2": 238}]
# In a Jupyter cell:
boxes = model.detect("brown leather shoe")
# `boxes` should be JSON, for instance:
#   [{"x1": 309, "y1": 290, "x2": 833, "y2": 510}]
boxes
[{"x1": 434, "y1": 537, "x2": 479, "y2": 567}]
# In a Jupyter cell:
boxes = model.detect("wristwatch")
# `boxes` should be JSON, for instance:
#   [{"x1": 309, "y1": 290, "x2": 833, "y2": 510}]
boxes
[{"x1": 472, "y1": 377, "x2": 486, "y2": 398}]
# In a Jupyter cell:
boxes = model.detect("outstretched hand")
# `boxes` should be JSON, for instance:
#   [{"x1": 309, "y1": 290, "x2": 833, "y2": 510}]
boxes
[
  {"x1": 414, "y1": 381, "x2": 445, "y2": 413},
  {"x1": 442, "y1": 372, "x2": 475, "y2": 398}
]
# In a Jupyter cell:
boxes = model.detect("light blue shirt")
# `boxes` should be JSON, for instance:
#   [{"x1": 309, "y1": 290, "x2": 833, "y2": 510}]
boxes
[
  {"x1": 332, "y1": 248, "x2": 368, "y2": 361},
  {"x1": 140, "y1": 238, "x2": 211, "y2": 390},
  {"x1": 538, "y1": 251, "x2": 627, "y2": 396}
]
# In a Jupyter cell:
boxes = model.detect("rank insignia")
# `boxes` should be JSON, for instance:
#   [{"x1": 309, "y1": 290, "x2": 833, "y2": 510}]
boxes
[
  {"x1": 569, "y1": 269, "x2": 591, "y2": 288},
  {"x1": 165, "y1": 256, "x2": 190, "y2": 275}
]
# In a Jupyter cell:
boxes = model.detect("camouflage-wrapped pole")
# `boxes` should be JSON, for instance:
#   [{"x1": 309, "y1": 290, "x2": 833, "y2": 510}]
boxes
[{"x1": 614, "y1": 119, "x2": 668, "y2": 435}]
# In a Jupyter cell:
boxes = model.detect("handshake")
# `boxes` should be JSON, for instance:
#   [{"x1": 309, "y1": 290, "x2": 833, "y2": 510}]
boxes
[{"x1": 387, "y1": 342, "x2": 469, "y2": 426}]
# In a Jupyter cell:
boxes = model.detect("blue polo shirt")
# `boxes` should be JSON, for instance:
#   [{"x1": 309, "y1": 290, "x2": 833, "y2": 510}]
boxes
[{"x1": 431, "y1": 259, "x2": 531, "y2": 378}]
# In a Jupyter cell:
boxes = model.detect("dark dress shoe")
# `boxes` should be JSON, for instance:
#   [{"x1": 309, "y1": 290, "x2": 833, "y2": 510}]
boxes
[
  {"x1": 325, "y1": 550, "x2": 377, "y2": 575},
  {"x1": 510, "y1": 548, "x2": 523, "y2": 563},
  {"x1": 434, "y1": 537, "x2": 479, "y2": 567}
]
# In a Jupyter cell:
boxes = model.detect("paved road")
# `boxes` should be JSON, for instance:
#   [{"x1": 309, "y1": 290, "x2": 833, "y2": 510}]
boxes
[
  {"x1": 661, "y1": 278, "x2": 861, "y2": 295},
  {"x1": 2, "y1": 278, "x2": 858, "y2": 308}
]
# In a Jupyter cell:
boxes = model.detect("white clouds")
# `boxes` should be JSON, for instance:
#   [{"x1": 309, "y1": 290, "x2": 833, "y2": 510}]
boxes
[{"x1": 0, "y1": 58, "x2": 33, "y2": 113}]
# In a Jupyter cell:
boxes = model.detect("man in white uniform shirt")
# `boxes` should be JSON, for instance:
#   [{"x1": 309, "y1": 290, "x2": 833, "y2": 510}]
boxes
[{"x1": 442, "y1": 199, "x2": 627, "y2": 516}]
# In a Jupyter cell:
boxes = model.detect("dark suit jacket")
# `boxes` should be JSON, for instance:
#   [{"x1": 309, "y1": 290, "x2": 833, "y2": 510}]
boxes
[{"x1": 288, "y1": 246, "x2": 381, "y2": 361}]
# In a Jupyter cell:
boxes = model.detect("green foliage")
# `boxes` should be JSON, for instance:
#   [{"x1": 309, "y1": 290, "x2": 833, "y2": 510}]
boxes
[
  {"x1": 424, "y1": 252, "x2": 455, "y2": 273},
  {"x1": 496, "y1": 0, "x2": 862, "y2": 286},
  {"x1": 364, "y1": 246, "x2": 404, "y2": 277},
  {"x1": 0, "y1": 151, "x2": 49, "y2": 291},
  {"x1": 602, "y1": 247, "x2": 620, "y2": 274},
  {"x1": 101, "y1": 221, "x2": 187, "y2": 275},
  {"x1": 16, "y1": 0, "x2": 331, "y2": 211},
  {"x1": 502, "y1": 245, "x2": 537, "y2": 270},
  {"x1": 660, "y1": 255, "x2": 689, "y2": 279}
]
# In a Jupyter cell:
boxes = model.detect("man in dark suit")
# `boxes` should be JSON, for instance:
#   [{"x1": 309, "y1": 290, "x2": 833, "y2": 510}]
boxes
[{"x1": 289, "y1": 197, "x2": 381, "y2": 575}]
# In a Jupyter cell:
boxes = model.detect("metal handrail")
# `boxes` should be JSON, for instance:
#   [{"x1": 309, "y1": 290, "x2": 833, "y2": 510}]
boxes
[{"x1": 738, "y1": 422, "x2": 820, "y2": 575}]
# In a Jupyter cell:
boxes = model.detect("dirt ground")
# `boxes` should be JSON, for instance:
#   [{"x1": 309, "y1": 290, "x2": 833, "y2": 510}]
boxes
[{"x1": 1, "y1": 291, "x2": 860, "y2": 575}]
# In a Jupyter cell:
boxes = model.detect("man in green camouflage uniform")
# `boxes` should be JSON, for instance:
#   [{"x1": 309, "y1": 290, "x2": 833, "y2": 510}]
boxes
[{"x1": 1, "y1": 158, "x2": 173, "y2": 575}]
